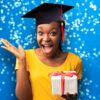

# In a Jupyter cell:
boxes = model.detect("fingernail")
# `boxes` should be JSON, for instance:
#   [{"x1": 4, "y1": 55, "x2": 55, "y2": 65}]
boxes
[
  {"x1": 1, "y1": 46, "x2": 4, "y2": 48},
  {"x1": 19, "y1": 45, "x2": 22, "y2": 48}
]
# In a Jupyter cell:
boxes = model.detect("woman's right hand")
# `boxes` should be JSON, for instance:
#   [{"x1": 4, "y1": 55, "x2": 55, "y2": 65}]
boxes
[{"x1": 1, "y1": 38, "x2": 25, "y2": 60}]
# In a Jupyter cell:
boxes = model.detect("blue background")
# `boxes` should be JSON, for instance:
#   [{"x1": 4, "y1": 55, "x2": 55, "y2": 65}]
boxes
[{"x1": 0, "y1": 0, "x2": 100, "y2": 100}]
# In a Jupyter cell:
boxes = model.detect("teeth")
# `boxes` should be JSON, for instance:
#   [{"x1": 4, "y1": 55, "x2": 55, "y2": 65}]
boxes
[
  {"x1": 42, "y1": 44, "x2": 52, "y2": 47},
  {"x1": 44, "y1": 45, "x2": 50, "y2": 46},
  {"x1": 45, "y1": 45, "x2": 50, "y2": 47}
]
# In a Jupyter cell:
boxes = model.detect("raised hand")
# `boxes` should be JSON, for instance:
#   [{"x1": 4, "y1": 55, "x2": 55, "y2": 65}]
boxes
[{"x1": 1, "y1": 38, "x2": 25, "y2": 60}]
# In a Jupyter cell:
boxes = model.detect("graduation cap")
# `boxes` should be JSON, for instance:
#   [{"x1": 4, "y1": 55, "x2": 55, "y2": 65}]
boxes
[{"x1": 22, "y1": 3, "x2": 74, "y2": 42}]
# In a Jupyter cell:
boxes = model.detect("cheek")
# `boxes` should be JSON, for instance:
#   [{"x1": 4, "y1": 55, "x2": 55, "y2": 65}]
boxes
[
  {"x1": 55, "y1": 33, "x2": 61, "y2": 41},
  {"x1": 37, "y1": 35, "x2": 42, "y2": 45},
  {"x1": 53, "y1": 36, "x2": 61, "y2": 45}
]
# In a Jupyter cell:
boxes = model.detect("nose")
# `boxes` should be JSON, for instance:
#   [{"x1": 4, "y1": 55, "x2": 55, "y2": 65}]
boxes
[{"x1": 43, "y1": 34, "x2": 50, "y2": 42}]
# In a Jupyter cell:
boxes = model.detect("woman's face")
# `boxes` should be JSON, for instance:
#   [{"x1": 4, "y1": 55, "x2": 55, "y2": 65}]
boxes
[{"x1": 37, "y1": 21, "x2": 61, "y2": 57}]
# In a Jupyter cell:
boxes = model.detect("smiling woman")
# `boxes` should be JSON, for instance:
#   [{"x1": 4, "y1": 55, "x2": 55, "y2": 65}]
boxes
[
  {"x1": 36, "y1": 22, "x2": 61, "y2": 57},
  {"x1": 1, "y1": 3, "x2": 82, "y2": 100}
]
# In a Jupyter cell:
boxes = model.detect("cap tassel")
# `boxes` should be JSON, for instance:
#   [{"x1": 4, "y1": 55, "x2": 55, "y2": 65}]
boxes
[
  {"x1": 61, "y1": 22, "x2": 64, "y2": 42},
  {"x1": 60, "y1": 5, "x2": 64, "y2": 42}
]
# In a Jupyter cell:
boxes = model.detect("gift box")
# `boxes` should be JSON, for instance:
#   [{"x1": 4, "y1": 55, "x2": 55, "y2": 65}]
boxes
[{"x1": 50, "y1": 71, "x2": 77, "y2": 95}]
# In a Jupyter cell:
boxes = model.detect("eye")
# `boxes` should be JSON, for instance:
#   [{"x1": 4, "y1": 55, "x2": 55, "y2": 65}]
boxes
[
  {"x1": 37, "y1": 31, "x2": 44, "y2": 36},
  {"x1": 50, "y1": 32, "x2": 57, "y2": 36}
]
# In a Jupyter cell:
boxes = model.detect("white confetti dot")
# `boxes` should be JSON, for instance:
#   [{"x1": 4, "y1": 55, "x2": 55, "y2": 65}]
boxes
[
  {"x1": 2, "y1": 81, "x2": 5, "y2": 85},
  {"x1": 89, "y1": 2, "x2": 97, "y2": 11}
]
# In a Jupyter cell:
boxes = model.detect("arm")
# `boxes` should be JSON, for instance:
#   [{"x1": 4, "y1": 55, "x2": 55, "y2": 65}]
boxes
[
  {"x1": 1, "y1": 39, "x2": 33, "y2": 100},
  {"x1": 16, "y1": 59, "x2": 32, "y2": 100}
]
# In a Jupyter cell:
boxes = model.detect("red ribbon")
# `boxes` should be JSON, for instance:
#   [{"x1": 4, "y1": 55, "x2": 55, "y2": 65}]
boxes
[
  {"x1": 50, "y1": 71, "x2": 77, "y2": 94},
  {"x1": 61, "y1": 22, "x2": 64, "y2": 42}
]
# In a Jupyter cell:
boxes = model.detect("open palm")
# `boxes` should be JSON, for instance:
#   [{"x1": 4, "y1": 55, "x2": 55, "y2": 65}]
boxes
[{"x1": 1, "y1": 39, "x2": 25, "y2": 60}]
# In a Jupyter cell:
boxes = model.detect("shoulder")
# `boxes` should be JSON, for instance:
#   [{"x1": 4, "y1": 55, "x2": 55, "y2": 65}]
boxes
[
  {"x1": 66, "y1": 52, "x2": 82, "y2": 63},
  {"x1": 25, "y1": 48, "x2": 34, "y2": 53},
  {"x1": 24, "y1": 49, "x2": 36, "y2": 59},
  {"x1": 24, "y1": 48, "x2": 39, "y2": 53},
  {"x1": 24, "y1": 48, "x2": 36, "y2": 55},
  {"x1": 24, "y1": 49, "x2": 36, "y2": 66}
]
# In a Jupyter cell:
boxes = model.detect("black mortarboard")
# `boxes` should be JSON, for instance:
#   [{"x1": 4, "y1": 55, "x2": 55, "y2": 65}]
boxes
[
  {"x1": 22, "y1": 3, "x2": 74, "y2": 25},
  {"x1": 22, "y1": 3, "x2": 74, "y2": 41}
]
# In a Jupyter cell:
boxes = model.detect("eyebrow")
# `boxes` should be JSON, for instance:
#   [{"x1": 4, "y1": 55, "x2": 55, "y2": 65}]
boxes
[
  {"x1": 51, "y1": 28, "x2": 58, "y2": 30},
  {"x1": 38, "y1": 27, "x2": 43, "y2": 30},
  {"x1": 37, "y1": 27, "x2": 58, "y2": 31}
]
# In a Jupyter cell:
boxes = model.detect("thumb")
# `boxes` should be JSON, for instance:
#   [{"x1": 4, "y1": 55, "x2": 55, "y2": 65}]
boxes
[
  {"x1": 18, "y1": 45, "x2": 24, "y2": 52},
  {"x1": 18, "y1": 45, "x2": 22, "y2": 49},
  {"x1": 18, "y1": 45, "x2": 25, "y2": 58}
]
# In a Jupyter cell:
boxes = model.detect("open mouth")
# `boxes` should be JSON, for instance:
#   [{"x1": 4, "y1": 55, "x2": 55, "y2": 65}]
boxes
[{"x1": 41, "y1": 44, "x2": 54, "y2": 54}]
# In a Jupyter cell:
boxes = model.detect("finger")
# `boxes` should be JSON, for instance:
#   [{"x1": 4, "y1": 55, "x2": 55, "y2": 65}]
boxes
[
  {"x1": 1, "y1": 45, "x2": 20, "y2": 58},
  {"x1": 1, "y1": 39, "x2": 8, "y2": 44},
  {"x1": 18, "y1": 45, "x2": 23, "y2": 49},
  {"x1": 61, "y1": 94, "x2": 67, "y2": 98},
  {"x1": 66, "y1": 92, "x2": 69, "y2": 96},
  {"x1": 2, "y1": 39, "x2": 13, "y2": 47},
  {"x1": 4, "y1": 39, "x2": 12, "y2": 46},
  {"x1": 1, "y1": 46, "x2": 10, "y2": 51},
  {"x1": 1, "y1": 39, "x2": 9, "y2": 47},
  {"x1": 73, "y1": 93, "x2": 77, "y2": 96},
  {"x1": 18, "y1": 45, "x2": 25, "y2": 55},
  {"x1": 18, "y1": 45, "x2": 24, "y2": 52},
  {"x1": 1, "y1": 38, "x2": 9, "y2": 43},
  {"x1": 1, "y1": 45, "x2": 15, "y2": 53},
  {"x1": 1, "y1": 39, "x2": 17, "y2": 50},
  {"x1": 1, "y1": 39, "x2": 12, "y2": 47},
  {"x1": 61, "y1": 92, "x2": 69, "y2": 99}
]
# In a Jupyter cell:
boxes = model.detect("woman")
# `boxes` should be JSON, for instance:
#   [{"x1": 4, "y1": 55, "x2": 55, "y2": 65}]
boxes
[{"x1": 1, "y1": 3, "x2": 82, "y2": 100}]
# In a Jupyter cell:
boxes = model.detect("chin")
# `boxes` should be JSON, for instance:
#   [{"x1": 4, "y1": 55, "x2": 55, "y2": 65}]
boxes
[{"x1": 41, "y1": 47, "x2": 55, "y2": 58}]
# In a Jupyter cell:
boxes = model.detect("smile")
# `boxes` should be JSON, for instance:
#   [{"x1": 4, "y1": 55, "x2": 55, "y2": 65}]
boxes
[
  {"x1": 42, "y1": 44, "x2": 53, "y2": 48},
  {"x1": 41, "y1": 44, "x2": 54, "y2": 54}
]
